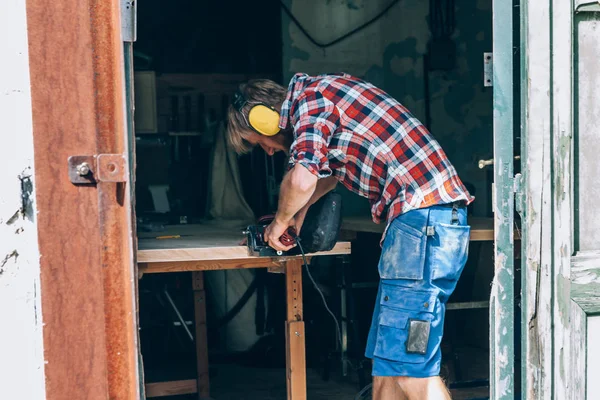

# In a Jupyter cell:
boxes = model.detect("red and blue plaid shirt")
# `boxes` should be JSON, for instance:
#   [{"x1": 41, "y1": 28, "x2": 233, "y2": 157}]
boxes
[{"x1": 279, "y1": 73, "x2": 473, "y2": 235}]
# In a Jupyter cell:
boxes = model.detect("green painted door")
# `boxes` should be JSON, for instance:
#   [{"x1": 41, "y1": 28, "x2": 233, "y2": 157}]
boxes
[{"x1": 490, "y1": 0, "x2": 517, "y2": 398}]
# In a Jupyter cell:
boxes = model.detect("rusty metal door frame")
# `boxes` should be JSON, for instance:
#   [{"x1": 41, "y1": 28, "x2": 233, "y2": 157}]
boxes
[{"x1": 26, "y1": 0, "x2": 140, "y2": 398}]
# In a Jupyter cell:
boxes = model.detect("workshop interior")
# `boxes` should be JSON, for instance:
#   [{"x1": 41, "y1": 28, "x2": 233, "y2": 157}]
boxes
[{"x1": 132, "y1": 0, "x2": 520, "y2": 399}]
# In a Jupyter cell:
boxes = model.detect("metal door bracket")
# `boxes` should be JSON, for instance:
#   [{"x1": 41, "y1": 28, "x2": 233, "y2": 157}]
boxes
[
  {"x1": 483, "y1": 53, "x2": 493, "y2": 87},
  {"x1": 120, "y1": 0, "x2": 137, "y2": 42},
  {"x1": 68, "y1": 154, "x2": 128, "y2": 184}
]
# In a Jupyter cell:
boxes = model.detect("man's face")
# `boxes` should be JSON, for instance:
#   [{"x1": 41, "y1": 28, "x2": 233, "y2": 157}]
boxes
[{"x1": 245, "y1": 131, "x2": 292, "y2": 156}]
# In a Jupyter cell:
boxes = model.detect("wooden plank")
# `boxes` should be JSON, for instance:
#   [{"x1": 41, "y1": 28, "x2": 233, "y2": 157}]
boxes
[
  {"x1": 137, "y1": 222, "x2": 252, "y2": 249},
  {"x1": 491, "y1": 0, "x2": 515, "y2": 396},
  {"x1": 286, "y1": 259, "x2": 304, "y2": 322},
  {"x1": 522, "y1": 0, "x2": 553, "y2": 397},
  {"x1": 145, "y1": 380, "x2": 197, "y2": 397},
  {"x1": 286, "y1": 322, "x2": 307, "y2": 400},
  {"x1": 140, "y1": 258, "x2": 283, "y2": 274},
  {"x1": 551, "y1": 0, "x2": 573, "y2": 397},
  {"x1": 285, "y1": 260, "x2": 306, "y2": 400},
  {"x1": 193, "y1": 272, "x2": 210, "y2": 398},
  {"x1": 569, "y1": 300, "x2": 586, "y2": 400},
  {"x1": 137, "y1": 223, "x2": 351, "y2": 263},
  {"x1": 138, "y1": 241, "x2": 350, "y2": 264},
  {"x1": 340, "y1": 216, "x2": 515, "y2": 242}
]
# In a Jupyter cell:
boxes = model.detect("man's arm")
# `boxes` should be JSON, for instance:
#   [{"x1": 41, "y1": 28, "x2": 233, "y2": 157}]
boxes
[
  {"x1": 293, "y1": 176, "x2": 337, "y2": 233},
  {"x1": 264, "y1": 165, "x2": 318, "y2": 251}
]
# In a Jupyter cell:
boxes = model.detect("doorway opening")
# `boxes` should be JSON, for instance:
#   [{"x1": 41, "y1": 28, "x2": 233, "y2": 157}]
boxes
[{"x1": 129, "y1": 1, "x2": 521, "y2": 398}]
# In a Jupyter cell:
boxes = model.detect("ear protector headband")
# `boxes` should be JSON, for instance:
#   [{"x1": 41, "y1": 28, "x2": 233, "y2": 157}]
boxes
[{"x1": 232, "y1": 89, "x2": 281, "y2": 137}]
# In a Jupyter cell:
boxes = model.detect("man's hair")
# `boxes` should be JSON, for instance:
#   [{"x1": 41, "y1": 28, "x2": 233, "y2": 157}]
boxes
[{"x1": 227, "y1": 79, "x2": 287, "y2": 154}]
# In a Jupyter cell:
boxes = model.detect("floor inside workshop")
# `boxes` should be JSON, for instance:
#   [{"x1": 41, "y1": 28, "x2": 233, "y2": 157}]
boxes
[{"x1": 148, "y1": 345, "x2": 489, "y2": 400}]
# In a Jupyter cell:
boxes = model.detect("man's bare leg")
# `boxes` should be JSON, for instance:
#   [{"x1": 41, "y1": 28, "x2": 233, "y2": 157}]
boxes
[
  {"x1": 372, "y1": 376, "x2": 451, "y2": 400},
  {"x1": 372, "y1": 376, "x2": 408, "y2": 400}
]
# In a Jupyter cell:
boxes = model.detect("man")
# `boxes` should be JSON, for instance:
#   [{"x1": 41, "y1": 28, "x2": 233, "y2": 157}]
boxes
[{"x1": 227, "y1": 72, "x2": 473, "y2": 399}]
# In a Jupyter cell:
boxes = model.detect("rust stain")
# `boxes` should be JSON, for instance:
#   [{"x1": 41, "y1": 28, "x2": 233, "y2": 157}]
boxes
[
  {"x1": 26, "y1": 0, "x2": 138, "y2": 398},
  {"x1": 26, "y1": 0, "x2": 109, "y2": 397},
  {"x1": 89, "y1": 0, "x2": 139, "y2": 398}
]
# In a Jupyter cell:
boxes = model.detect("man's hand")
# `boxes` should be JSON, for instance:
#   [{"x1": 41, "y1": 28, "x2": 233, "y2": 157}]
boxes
[{"x1": 264, "y1": 217, "x2": 296, "y2": 252}]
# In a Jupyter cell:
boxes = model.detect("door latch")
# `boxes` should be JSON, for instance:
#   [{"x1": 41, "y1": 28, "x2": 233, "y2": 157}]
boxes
[{"x1": 68, "y1": 154, "x2": 128, "y2": 184}]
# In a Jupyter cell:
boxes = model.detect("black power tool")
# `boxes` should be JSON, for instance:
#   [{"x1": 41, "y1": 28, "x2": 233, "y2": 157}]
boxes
[{"x1": 244, "y1": 192, "x2": 342, "y2": 257}]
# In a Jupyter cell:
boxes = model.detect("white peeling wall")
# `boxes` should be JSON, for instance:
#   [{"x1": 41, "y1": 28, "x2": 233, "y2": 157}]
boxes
[{"x1": 0, "y1": 1, "x2": 46, "y2": 399}]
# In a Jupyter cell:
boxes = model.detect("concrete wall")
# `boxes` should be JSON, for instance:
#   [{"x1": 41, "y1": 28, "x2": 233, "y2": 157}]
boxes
[
  {"x1": 282, "y1": 0, "x2": 493, "y2": 217},
  {"x1": 0, "y1": 2, "x2": 46, "y2": 399}
]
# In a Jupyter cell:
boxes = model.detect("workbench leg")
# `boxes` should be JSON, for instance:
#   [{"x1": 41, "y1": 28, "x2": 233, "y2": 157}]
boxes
[
  {"x1": 340, "y1": 256, "x2": 349, "y2": 377},
  {"x1": 192, "y1": 272, "x2": 210, "y2": 399},
  {"x1": 285, "y1": 259, "x2": 307, "y2": 400}
]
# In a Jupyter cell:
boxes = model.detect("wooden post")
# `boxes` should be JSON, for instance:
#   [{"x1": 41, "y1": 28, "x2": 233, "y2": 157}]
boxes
[
  {"x1": 285, "y1": 259, "x2": 307, "y2": 400},
  {"x1": 193, "y1": 271, "x2": 210, "y2": 399}
]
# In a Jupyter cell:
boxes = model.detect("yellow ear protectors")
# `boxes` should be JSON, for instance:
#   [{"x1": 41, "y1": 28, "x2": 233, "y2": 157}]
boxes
[{"x1": 232, "y1": 89, "x2": 281, "y2": 137}]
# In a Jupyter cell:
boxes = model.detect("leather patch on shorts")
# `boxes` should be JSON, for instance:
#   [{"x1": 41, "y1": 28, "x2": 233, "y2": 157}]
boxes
[{"x1": 406, "y1": 319, "x2": 431, "y2": 355}]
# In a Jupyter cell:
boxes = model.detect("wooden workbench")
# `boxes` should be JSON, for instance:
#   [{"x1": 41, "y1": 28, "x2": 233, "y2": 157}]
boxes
[{"x1": 137, "y1": 221, "x2": 351, "y2": 400}]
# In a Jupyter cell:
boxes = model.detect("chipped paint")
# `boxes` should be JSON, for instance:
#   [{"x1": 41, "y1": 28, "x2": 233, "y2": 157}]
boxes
[
  {"x1": 0, "y1": 0, "x2": 46, "y2": 398},
  {"x1": 490, "y1": 0, "x2": 515, "y2": 397}
]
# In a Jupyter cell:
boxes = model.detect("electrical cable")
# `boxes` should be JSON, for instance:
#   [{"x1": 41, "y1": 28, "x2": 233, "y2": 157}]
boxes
[
  {"x1": 215, "y1": 275, "x2": 259, "y2": 328},
  {"x1": 280, "y1": 0, "x2": 402, "y2": 49},
  {"x1": 295, "y1": 238, "x2": 343, "y2": 352},
  {"x1": 354, "y1": 383, "x2": 373, "y2": 400}
]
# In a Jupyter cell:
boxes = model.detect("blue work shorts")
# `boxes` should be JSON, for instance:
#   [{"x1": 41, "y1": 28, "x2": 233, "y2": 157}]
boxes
[{"x1": 365, "y1": 205, "x2": 470, "y2": 377}]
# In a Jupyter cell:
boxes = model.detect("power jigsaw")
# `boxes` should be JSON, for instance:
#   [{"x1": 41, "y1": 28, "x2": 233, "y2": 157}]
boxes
[{"x1": 244, "y1": 192, "x2": 343, "y2": 257}]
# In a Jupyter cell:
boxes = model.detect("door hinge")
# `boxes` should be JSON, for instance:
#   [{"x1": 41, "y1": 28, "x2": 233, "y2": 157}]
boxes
[
  {"x1": 68, "y1": 154, "x2": 128, "y2": 184},
  {"x1": 513, "y1": 173, "x2": 524, "y2": 216},
  {"x1": 484, "y1": 52, "x2": 493, "y2": 87},
  {"x1": 121, "y1": 0, "x2": 137, "y2": 42}
]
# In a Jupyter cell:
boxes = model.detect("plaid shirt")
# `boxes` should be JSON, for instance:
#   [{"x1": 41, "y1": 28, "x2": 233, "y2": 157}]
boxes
[{"x1": 279, "y1": 73, "x2": 473, "y2": 236}]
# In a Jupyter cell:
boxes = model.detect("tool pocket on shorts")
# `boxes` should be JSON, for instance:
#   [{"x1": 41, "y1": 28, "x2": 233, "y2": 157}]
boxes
[
  {"x1": 378, "y1": 220, "x2": 426, "y2": 280},
  {"x1": 373, "y1": 284, "x2": 437, "y2": 363},
  {"x1": 430, "y1": 223, "x2": 470, "y2": 282}
]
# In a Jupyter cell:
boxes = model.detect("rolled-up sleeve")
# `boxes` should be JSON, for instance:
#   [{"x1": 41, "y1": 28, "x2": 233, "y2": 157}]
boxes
[{"x1": 288, "y1": 90, "x2": 340, "y2": 178}]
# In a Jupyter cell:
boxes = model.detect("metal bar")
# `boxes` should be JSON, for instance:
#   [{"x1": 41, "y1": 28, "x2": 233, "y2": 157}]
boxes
[
  {"x1": 120, "y1": 0, "x2": 136, "y2": 42},
  {"x1": 90, "y1": 0, "x2": 140, "y2": 397},
  {"x1": 491, "y1": 0, "x2": 515, "y2": 397},
  {"x1": 163, "y1": 289, "x2": 194, "y2": 342},
  {"x1": 446, "y1": 301, "x2": 490, "y2": 311}
]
